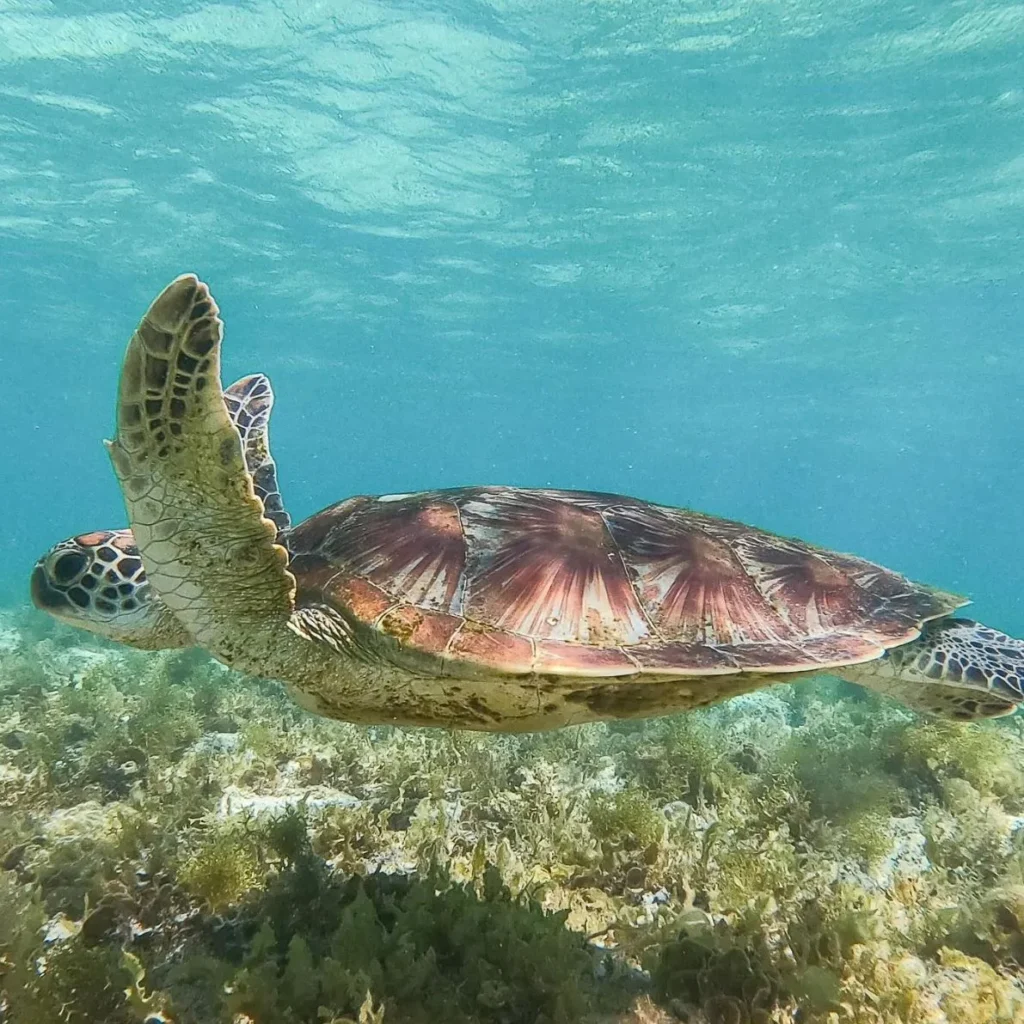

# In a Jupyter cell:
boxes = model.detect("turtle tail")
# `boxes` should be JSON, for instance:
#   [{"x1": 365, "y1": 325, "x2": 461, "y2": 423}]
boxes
[{"x1": 838, "y1": 618, "x2": 1024, "y2": 720}]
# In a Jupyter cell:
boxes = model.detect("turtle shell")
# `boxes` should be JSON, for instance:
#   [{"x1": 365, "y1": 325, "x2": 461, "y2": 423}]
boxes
[{"x1": 285, "y1": 487, "x2": 965, "y2": 679}]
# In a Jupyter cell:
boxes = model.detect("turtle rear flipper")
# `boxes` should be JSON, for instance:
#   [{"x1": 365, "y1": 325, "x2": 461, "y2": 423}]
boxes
[
  {"x1": 840, "y1": 619, "x2": 1024, "y2": 720},
  {"x1": 108, "y1": 274, "x2": 297, "y2": 668}
]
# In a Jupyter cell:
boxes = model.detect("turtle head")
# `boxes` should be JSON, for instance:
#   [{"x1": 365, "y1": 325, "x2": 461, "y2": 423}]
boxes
[{"x1": 30, "y1": 530, "x2": 192, "y2": 650}]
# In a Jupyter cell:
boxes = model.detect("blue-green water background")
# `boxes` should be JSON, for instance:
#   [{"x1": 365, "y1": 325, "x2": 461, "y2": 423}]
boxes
[{"x1": 1, "y1": 2, "x2": 1022, "y2": 633}]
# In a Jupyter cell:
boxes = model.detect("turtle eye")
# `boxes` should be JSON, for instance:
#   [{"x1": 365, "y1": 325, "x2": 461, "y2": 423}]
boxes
[{"x1": 51, "y1": 551, "x2": 87, "y2": 585}]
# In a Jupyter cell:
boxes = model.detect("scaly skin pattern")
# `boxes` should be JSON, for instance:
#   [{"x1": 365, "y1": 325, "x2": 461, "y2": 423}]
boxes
[
  {"x1": 840, "y1": 618, "x2": 1024, "y2": 720},
  {"x1": 30, "y1": 528, "x2": 193, "y2": 650}
]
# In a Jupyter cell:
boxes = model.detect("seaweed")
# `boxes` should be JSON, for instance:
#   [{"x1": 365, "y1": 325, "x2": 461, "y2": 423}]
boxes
[
  {"x1": 3, "y1": 609, "x2": 1024, "y2": 1023},
  {"x1": 177, "y1": 823, "x2": 265, "y2": 912}
]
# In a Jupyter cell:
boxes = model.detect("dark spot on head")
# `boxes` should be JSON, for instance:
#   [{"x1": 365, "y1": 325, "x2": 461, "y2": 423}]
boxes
[
  {"x1": 118, "y1": 583, "x2": 135, "y2": 596},
  {"x1": 191, "y1": 336, "x2": 215, "y2": 356},
  {"x1": 122, "y1": 598, "x2": 137, "y2": 611},
  {"x1": 169, "y1": 398, "x2": 186, "y2": 420},
  {"x1": 118, "y1": 557, "x2": 142, "y2": 578},
  {"x1": 195, "y1": 377, "x2": 207, "y2": 392},
  {"x1": 68, "y1": 588, "x2": 90, "y2": 608},
  {"x1": 105, "y1": 569, "x2": 120, "y2": 583},
  {"x1": 191, "y1": 300, "x2": 211, "y2": 318},
  {"x1": 169, "y1": 422, "x2": 182, "y2": 436},
  {"x1": 145, "y1": 399, "x2": 162, "y2": 417},
  {"x1": 95, "y1": 599, "x2": 116, "y2": 614},
  {"x1": 101, "y1": 586, "x2": 119, "y2": 599},
  {"x1": 81, "y1": 575, "x2": 97, "y2": 591},
  {"x1": 97, "y1": 546, "x2": 117, "y2": 563}
]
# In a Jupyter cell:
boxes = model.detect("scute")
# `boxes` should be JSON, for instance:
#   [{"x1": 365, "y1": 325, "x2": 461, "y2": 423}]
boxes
[{"x1": 285, "y1": 486, "x2": 966, "y2": 679}]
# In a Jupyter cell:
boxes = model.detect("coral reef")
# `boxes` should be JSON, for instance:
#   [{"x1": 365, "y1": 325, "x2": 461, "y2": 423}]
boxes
[{"x1": 2, "y1": 607, "x2": 1024, "y2": 1022}]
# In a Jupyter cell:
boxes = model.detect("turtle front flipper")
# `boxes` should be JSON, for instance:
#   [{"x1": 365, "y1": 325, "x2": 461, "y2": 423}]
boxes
[
  {"x1": 108, "y1": 275, "x2": 297, "y2": 670},
  {"x1": 224, "y1": 373, "x2": 291, "y2": 538},
  {"x1": 840, "y1": 619, "x2": 1024, "y2": 720}
]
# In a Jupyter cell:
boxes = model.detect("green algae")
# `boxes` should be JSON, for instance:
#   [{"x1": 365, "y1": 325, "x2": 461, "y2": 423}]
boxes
[
  {"x1": 2, "y1": 622, "x2": 1024, "y2": 1022},
  {"x1": 177, "y1": 823, "x2": 266, "y2": 912},
  {"x1": 588, "y1": 789, "x2": 666, "y2": 852}
]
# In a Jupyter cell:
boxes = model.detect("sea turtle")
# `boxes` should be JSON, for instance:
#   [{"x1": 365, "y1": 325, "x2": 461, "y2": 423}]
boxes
[{"x1": 31, "y1": 275, "x2": 1024, "y2": 729}]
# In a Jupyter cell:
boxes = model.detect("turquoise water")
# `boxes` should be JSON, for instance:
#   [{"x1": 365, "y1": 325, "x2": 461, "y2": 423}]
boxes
[
  {"x1": 5, "y1": 7, "x2": 1024, "y2": 1020},
  {"x1": 1, "y1": 0, "x2": 1022, "y2": 629}
]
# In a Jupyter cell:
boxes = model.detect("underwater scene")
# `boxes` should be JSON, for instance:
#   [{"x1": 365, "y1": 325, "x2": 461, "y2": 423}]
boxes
[{"x1": 2, "y1": 1, "x2": 1024, "y2": 1022}]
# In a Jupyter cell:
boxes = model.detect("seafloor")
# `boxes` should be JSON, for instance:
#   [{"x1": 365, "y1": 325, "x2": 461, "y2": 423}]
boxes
[{"x1": 1, "y1": 608, "x2": 1023, "y2": 1024}]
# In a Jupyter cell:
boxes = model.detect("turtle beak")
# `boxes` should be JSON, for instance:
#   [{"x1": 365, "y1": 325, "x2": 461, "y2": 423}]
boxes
[{"x1": 30, "y1": 562, "x2": 68, "y2": 612}]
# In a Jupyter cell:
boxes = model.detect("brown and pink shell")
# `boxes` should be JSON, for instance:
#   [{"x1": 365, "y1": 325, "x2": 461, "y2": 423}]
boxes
[{"x1": 285, "y1": 488, "x2": 965, "y2": 679}]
